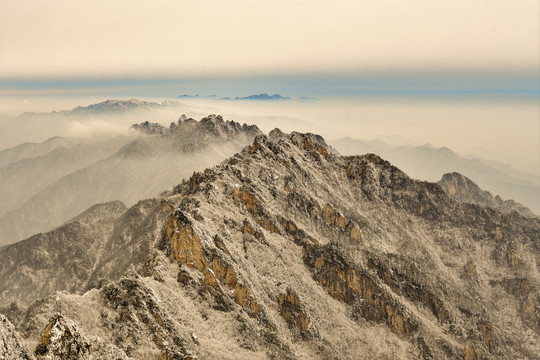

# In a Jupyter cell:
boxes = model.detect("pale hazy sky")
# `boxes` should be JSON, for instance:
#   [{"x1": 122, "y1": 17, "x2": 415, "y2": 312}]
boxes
[{"x1": 1, "y1": 0, "x2": 539, "y2": 78}]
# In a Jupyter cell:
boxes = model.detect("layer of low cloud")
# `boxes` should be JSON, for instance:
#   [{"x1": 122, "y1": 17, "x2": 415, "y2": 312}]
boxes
[{"x1": 67, "y1": 119, "x2": 133, "y2": 139}]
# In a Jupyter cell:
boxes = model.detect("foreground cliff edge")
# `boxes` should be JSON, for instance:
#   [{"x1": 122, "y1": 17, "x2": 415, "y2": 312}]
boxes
[{"x1": 1, "y1": 119, "x2": 539, "y2": 359}]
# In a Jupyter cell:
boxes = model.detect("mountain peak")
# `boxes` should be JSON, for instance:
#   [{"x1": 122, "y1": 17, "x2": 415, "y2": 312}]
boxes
[
  {"x1": 247, "y1": 130, "x2": 336, "y2": 162},
  {"x1": 232, "y1": 93, "x2": 291, "y2": 101},
  {"x1": 438, "y1": 172, "x2": 537, "y2": 217},
  {"x1": 67, "y1": 99, "x2": 182, "y2": 116},
  {"x1": 131, "y1": 114, "x2": 262, "y2": 143}
]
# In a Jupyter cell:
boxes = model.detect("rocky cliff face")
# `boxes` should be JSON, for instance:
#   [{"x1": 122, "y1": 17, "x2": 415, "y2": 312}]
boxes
[
  {"x1": 1, "y1": 125, "x2": 539, "y2": 359},
  {"x1": 438, "y1": 172, "x2": 537, "y2": 218}
]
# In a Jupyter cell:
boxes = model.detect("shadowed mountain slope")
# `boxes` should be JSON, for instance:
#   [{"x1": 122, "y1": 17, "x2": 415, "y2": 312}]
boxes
[
  {"x1": 0, "y1": 136, "x2": 133, "y2": 217},
  {"x1": 0, "y1": 136, "x2": 80, "y2": 168}
]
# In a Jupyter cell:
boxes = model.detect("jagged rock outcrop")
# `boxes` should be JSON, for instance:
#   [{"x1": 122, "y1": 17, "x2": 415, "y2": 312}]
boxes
[
  {"x1": 1, "y1": 125, "x2": 539, "y2": 359},
  {"x1": 132, "y1": 114, "x2": 261, "y2": 144},
  {"x1": 438, "y1": 172, "x2": 537, "y2": 218},
  {"x1": 35, "y1": 315, "x2": 91, "y2": 359},
  {"x1": 131, "y1": 121, "x2": 169, "y2": 135},
  {"x1": 278, "y1": 289, "x2": 317, "y2": 340}
]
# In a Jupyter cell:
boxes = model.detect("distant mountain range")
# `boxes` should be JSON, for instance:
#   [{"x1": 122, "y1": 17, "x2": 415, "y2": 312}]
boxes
[
  {"x1": 177, "y1": 93, "x2": 320, "y2": 101},
  {"x1": 0, "y1": 99, "x2": 188, "y2": 150},
  {"x1": 177, "y1": 94, "x2": 217, "y2": 98},
  {"x1": 65, "y1": 99, "x2": 182, "y2": 116},
  {"x1": 14, "y1": 99, "x2": 184, "y2": 119},
  {"x1": 330, "y1": 137, "x2": 540, "y2": 215},
  {"x1": 231, "y1": 93, "x2": 291, "y2": 100}
]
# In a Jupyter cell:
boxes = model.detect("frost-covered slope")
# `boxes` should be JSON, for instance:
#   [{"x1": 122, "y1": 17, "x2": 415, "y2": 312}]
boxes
[
  {"x1": 1, "y1": 128, "x2": 538, "y2": 359},
  {"x1": 0, "y1": 201, "x2": 127, "y2": 307},
  {"x1": 0, "y1": 314, "x2": 34, "y2": 360}
]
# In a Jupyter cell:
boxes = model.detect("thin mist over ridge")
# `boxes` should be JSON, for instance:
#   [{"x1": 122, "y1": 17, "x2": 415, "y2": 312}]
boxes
[
  {"x1": 0, "y1": 98, "x2": 538, "y2": 225},
  {"x1": 0, "y1": 95, "x2": 538, "y2": 178},
  {"x1": 0, "y1": 114, "x2": 262, "y2": 246}
]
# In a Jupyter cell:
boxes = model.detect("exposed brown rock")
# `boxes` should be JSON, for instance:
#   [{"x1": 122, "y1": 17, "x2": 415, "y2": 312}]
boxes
[
  {"x1": 478, "y1": 322, "x2": 496, "y2": 352},
  {"x1": 287, "y1": 191, "x2": 363, "y2": 242},
  {"x1": 278, "y1": 289, "x2": 316, "y2": 340},
  {"x1": 233, "y1": 186, "x2": 280, "y2": 234},
  {"x1": 321, "y1": 204, "x2": 346, "y2": 229},
  {"x1": 464, "y1": 261, "x2": 477, "y2": 277},
  {"x1": 213, "y1": 235, "x2": 232, "y2": 257},
  {"x1": 521, "y1": 297, "x2": 537, "y2": 325},
  {"x1": 164, "y1": 210, "x2": 261, "y2": 314},
  {"x1": 501, "y1": 278, "x2": 531, "y2": 299},
  {"x1": 166, "y1": 212, "x2": 208, "y2": 272},
  {"x1": 347, "y1": 222, "x2": 363, "y2": 242},
  {"x1": 495, "y1": 227, "x2": 504, "y2": 241},
  {"x1": 463, "y1": 343, "x2": 483, "y2": 360},
  {"x1": 499, "y1": 278, "x2": 539, "y2": 327},
  {"x1": 506, "y1": 248, "x2": 521, "y2": 268},
  {"x1": 242, "y1": 219, "x2": 265, "y2": 241},
  {"x1": 35, "y1": 315, "x2": 90, "y2": 359},
  {"x1": 177, "y1": 268, "x2": 196, "y2": 286},
  {"x1": 290, "y1": 132, "x2": 332, "y2": 160},
  {"x1": 304, "y1": 244, "x2": 417, "y2": 335}
]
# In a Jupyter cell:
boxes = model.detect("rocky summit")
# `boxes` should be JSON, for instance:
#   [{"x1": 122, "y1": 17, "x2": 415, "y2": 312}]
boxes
[
  {"x1": 0, "y1": 122, "x2": 539, "y2": 359},
  {"x1": 438, "y1": 172, "x2": 537, "y2": 218}
]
